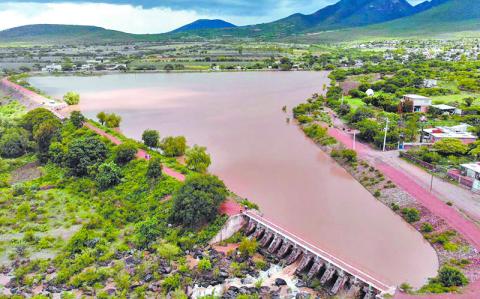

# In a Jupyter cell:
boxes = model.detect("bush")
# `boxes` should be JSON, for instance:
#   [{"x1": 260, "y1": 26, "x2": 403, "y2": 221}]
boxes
[
  {"x1": 185, "y1": 145, "x2": 211, "y2": 173},
  {"x1": 356, "y1": 119, "x2": 380, "y2": 142},
  {"x1": 402, "y1": 208, "x2": 421, "y2": 223},
  {"x1": 69, "y1": 111, "x2": 85, "y2": 128},
  {"x1": 48, "y1": 141, "x2": 66, "y2": 165},
  {"x1": 238, "y1": 238, "x2": 258, "y2": 257},
  {"x1": 338, "y1": 104, "x2": 351, "y2": 116},
  {"x1": 105, "y1": 113, "x2": 122, "y2": 128},
  {"x1": 162, "y1": 273, "x2": 181, "y2": 291},
  {"x1": 114, "y1": 142, "x2": 137, "y2": 165},
  {"x1": 147, "y1": 157, "x2": 163, "y2": 179},
  {"x1": 134, "y1": 217, "x2": 164, "y2": 249},
  {"x1": 142, "y1": 129, "x2": 160, "y2": 148},
  {"x1": 438, "y1": 266, "x2": 468, "y2": 287},
  {"x1": 65, "y1": 137, "x2": 108, "y2": 176},
  {"x1": 421, "y1": 222, "x2": 434, "y2": 233},
  {"x1": 198, "y1": 258, "x2": 212, "y2": 272},
  {"x1": 433, "y1": 138, "x2": 468, "y2": 156},
  {"x1": 0, "y1": 128, "x2": 29, "y2": 158},
  {"x1": 161, "y1": 136, "x2": 187, "y2": 157},
  {"x1": 156, "y1": 242, "x2": 181, "y2": 262},
  {"x1": 95, "y1": 162, "x2": 122, "y2": 190},
  {"x1": 63, "y1": 92, "x2": 80, "y2": 105},
  {"x1": 170, "y1": 175, "x2": 227, "y2": 228}
]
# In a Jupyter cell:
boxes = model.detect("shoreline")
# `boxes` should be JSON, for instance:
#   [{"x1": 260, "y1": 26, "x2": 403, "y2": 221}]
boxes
[{"x1": 292, "y1": 104, "x2": 480, "y2": 297}]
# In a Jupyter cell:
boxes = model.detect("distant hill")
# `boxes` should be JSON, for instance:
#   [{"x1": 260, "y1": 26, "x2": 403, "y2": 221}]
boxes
[
  {"x1": 171, "y1": 19, "x2": 236, "y2": 33},
  {"x1": 0, "y1": 0, "x2": 478, "y2": 44},
  {"x1": 294, "y1": 0, "x2": 480, "y2": 42},
  {"x1": 0, "y1": 24, "x2": 139, "y2": 43}
]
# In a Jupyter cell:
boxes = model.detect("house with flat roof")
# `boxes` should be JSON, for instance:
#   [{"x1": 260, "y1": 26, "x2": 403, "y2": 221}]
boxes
[
  {"x1": 402, "y1": 94, "x2": 432, "y2": 113},
  {"x1": 460, "y1": 163, "x2": 480, "y2": 192},
  {"x1": 431, "y1": 104, "x2": 460, "y2": 115},
  {"x1": 423, "y1": 123, "x2": 477, "y2": 144}
]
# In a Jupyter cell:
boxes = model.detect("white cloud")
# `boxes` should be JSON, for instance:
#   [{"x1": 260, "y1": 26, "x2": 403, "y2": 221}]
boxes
[{"x1": 0, "y1": 2, "x2": 239, "y2": 33}]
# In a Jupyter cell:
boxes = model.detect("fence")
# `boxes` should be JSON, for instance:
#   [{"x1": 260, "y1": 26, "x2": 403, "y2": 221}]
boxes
[{"x1": 399, "y1": 151, "x2": 437, "y2": 171}]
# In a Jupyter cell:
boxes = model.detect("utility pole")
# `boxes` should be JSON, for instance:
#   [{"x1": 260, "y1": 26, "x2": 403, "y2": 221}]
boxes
[
  {"x1": 341, "y1": 95, "x2": 344, "y2": 105},
  {"x1": 383, "y1": 118, "x2": 390, "y2": 152},
  {"x1": 353, "y1": 131, "x2": 357, "y2": 151}
]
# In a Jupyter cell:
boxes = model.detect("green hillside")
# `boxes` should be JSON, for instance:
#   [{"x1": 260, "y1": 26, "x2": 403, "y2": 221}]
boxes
[
  {"x1": 0, "y1": 24, "x2": 141, "y2": 44},
  {"x1": 293, "y1": 0, "x2": 480, "y2": 42}
]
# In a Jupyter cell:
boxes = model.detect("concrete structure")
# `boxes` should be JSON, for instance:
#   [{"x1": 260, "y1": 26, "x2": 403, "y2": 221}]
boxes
[
  {"x1": 460, "y1": 163, "x2": 480, "y2": 192},
  {"x1": 431, "y1": 104, "x2": 457, "y2": 115},
  {"x1": 423, "y1": 79, "x2": 438, "y2": 88},
  {"x1": 41, "y1": 64, "x2": 62, "y2": 72},
  {"x1": 402, "y1": 94, "x2": 432, "y2": 113},
  {"x1": 423, "y1": 124, "x2": 477, "y2": 144},
  {"x1": 366, "y1": 89, "x2": 375, "y2": 97},
  {"x1": 243, "y1": 210, "x2": 395, "y2": 298}
]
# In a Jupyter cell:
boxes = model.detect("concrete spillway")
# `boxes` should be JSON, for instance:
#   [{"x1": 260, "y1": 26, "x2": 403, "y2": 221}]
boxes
[{"x1": 243, "y1": 210, "x2": 396, "y2": 298}]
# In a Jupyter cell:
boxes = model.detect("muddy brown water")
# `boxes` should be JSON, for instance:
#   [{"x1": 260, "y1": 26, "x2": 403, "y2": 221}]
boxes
[{"x1": 29, "y1": 72, "x2": 438, "y2": 288}]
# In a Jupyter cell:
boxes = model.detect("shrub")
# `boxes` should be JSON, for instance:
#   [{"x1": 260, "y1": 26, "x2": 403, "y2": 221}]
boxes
[
  {"x1": 238, "y1": 238, "x2": 258, "y2": 257},
  {"x1": 161, "y1": 136, "x2": 187, "y2": 157},
  {"x1": 156, "y1": 242, "x2": 181, "y2": 262},
  {"x1": 105, "y1": 113, "x2": 122, "y2": 128},
  {"x1": 185, "y1": 145, "x2": 211, "y2": 173},
  {"x1": 170, "y1": 174, "x2": 227, "y2": 228},
  {"x1": 114, "y1": 142, "x2": 137, "y2": 165},
  {"x1": 147, "y1": 157, "x2": 163, "y2": 179},
  {"x1": 65, "y1": 137, "x2": 108, "y2": 176},
  {"x1": 198, "y1": 258, "x2": 212, "y2": 272},
  {"x1": 162, "y1": 273, "x2": 181, "y2": 291},
  {"x1": 421, "y1": 222, "x2": 434, "y2": 233},
  {"x1": 438, "y1": 266, "x2": 468, "y2": 287},
  {"x1": 142, "y1": 129, "x2": 160, "y2": 148},
  {"x1": 63, "y1": 92, "x2": 80, "y2": 105},
  {"x1": 48, "y1": 142, "x2": 66, "y2": 165},
  {"x1": 95, "y1": 162, "x2": 122, "y2": 190},
  {"x1": 433, "y1": 138, "x2": 468, "y2": 156},
  {"x1": 134, "y1": 217, "x2": 164, "y2": 249},
  {"x1": 0, "y1": 128, "x2": 29, "y2": 158},
  {"x1": 402, "y1": 208, "x2": 421, "y2": 223},
  {"x1": 69, "y1": 111, "x2": 85, "y2": 128}
]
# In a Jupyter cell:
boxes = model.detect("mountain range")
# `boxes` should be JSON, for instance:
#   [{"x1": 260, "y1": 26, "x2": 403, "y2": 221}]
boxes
[{"x1": 0, "y1": 0, "x2": 478, "y2": 43}]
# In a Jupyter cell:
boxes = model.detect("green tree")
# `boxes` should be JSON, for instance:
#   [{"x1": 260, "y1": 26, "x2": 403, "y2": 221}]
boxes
[
  {"x1": 349, "y1": 106, "x2": 374, "y2": 124},
  {"x1": 48, "y1": 141, "x2": 66, "y2": 165},
  {"x1": 156, "y1": 242, "x2": 181, "y2": 262},
  {"x1": 34, "y1": 119, "x2": 62, "y2": 163},
  {"x1": 96, "y1": 162, "x2": 122, "y2": 190},
  {"x1": 161, "y1": 136, "x2": 187, "y2": 157},
  {"x1": 464, "y1": 97, "x2": 475, "y2": 107},
  {"x1": 197, "y1": 258, "x2": 212, "y2": 272},
  {"x1": 0, "y1": 128, "x2": 29, "y2": 158},
  {"x1": 356, "y1": 119, "x2": 380, "y2": 142},
  {"x1": 21, "y1": 108, "x2": 58, "y2": 133},
  {"x1": 433, "y1": 138, "x2": 468, "y2": 156},
  {"x1": 105, "y1": 113, "x2": 122, "y2": 128},
  {"x1": 63, "y1": 92, "x2": 80, "y2": 105},
  {"x1": 70, "y1": 111, "x2": 85, "y2": 128},
  {"x1": 185, "y1": 145, "x2": 211, "y2": 173},
  {"x1": 170, "y1": 175, "x2": 227, "y2": 228},
  {"x1": 65, "y1": 137, "x2": 108, "y2": 176},
  {"x1": 147, "y1": 157, "x2": 163, "y2": 179},
  {"x1": 142, "y1": 129, "x2": 160, "y2": 148},
  {"x1": 114, "y1": 142, "x2": 137, "y2": 165},
  {"x1": 438, "y1": 266, "x2": 468, "y2": 287},
  {"x1": 97, "y1": 112, "x2": 107, "y2": 125}
]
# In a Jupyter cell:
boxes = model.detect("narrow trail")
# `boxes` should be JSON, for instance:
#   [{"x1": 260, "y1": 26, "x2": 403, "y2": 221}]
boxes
[{"x1": 83, "y1": 122, "x2": 242, "y2": 216}]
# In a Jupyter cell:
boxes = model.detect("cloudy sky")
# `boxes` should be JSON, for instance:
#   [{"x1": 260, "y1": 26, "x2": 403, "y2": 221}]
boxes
[{"x1": 0, "y1": 0, "x2": 427, "y2": 34}]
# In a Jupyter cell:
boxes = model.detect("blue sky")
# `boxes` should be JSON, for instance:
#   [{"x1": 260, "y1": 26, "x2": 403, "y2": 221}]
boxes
[{"x1": 0, "y1": 0, "x2": 427, "y2": 33}]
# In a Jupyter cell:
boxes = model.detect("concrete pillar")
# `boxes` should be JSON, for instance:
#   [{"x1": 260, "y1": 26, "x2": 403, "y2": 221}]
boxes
[
  {"x1": 260, "y1": 232, "x2": 273, "y2": 247},
  {"x1": 320, "y1": 267, "x2": 336, "y2": 285},
  {"x1": 295, "y1": 254, "x2": 313, "y2": 274},
  {"x1": 329, "y1": 273, "x2": 348, "y2": 295},
  {"x1": 307, "y1": 260, "x2": 324, "y2": 279},
  {"x1": 253, "y1": 227, "x2": 265, "y2": 239},
  {"x1": 277, "y1": 242, "x2": 292, "y2": 258},
  {"x1": 268, "y1": 236, "x2": 282, "y2": 253},
  {"x1": 362, "y1": 285, "x2": 374, "y2": 299},
  {"x1": 346, "y1": 278, "x2": 362, "y2": 298},
  {"x1": 245, "y1": 220, "x2": 256, "y2": 235},
  {"x1": 286, "y1": 248, "x2": 302, "y2": 265}
]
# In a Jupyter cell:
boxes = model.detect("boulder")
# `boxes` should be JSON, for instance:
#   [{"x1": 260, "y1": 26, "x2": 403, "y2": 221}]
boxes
[{"x1": 274, "y1": 278, "x2": 287, "y2": 286}]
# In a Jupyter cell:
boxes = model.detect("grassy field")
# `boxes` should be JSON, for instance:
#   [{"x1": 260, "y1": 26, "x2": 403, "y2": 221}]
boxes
[
  {"x1": 431, "y1": 93, "x2": 480, "y2": 106},
  {"x1": 344, "y1": 96, "x2": 366, "y2": 110}
]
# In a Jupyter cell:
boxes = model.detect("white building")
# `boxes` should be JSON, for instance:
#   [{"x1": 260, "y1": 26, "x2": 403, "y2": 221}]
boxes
[
  {"x1": 403, "y1": 94, "x2": 432, "y2": 113},
  {"x1": 42, "y1": 64, "x2": 62, "y2": 72},
  {"x1": 460, "y1": 163, "x2": 480, "y2": 192}
]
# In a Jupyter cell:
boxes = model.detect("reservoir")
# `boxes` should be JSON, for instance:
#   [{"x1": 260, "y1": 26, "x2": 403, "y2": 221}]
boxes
[{"x1": 29, "y1": 71, "x2": 438, "y2": 288}]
